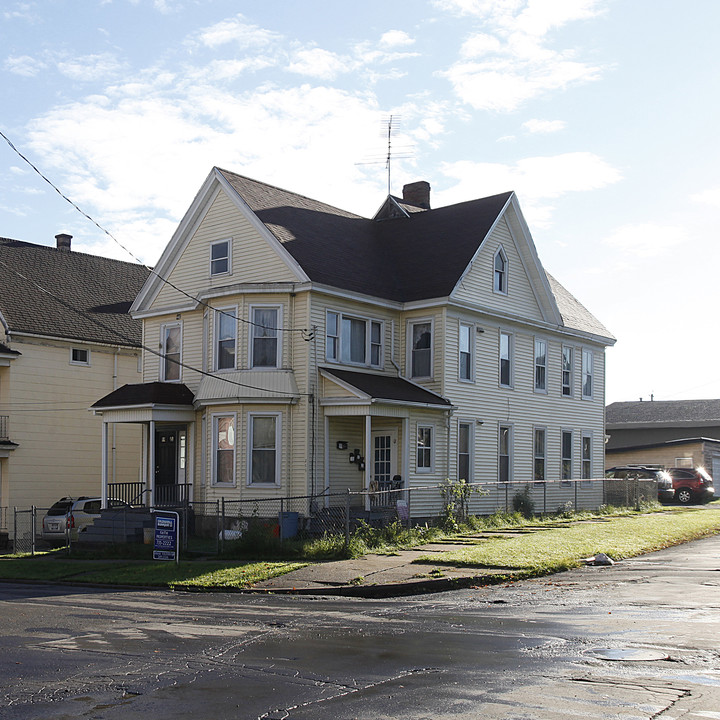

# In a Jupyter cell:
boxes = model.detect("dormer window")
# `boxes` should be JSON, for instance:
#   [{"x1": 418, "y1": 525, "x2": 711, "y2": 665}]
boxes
[
  {"x1": 210, "y1": 239, "x2": 230, "y2": 276},
  {"x1": 494, "y1": 247, "x2": 508, "y2": 294}
]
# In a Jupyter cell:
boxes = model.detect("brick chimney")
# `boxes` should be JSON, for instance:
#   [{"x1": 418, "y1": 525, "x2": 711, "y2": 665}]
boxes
[
  {"x1": 402, "y1": 181, "x2": 431, "y2": 209},
  {"x1": 55, "y1": 233, "x2": 72, "y2": 252}
]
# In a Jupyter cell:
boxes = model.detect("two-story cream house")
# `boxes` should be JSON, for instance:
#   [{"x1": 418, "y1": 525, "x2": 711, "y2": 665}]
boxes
[
  {"x1": 92, "y1": 168, "x2": 614, "y2": 519},
  {"x1": 0, "y1": 233, "x2": 149, "y2": 539}
]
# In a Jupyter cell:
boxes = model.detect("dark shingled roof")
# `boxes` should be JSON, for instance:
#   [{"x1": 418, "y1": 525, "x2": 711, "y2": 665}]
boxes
[
  {"x1": 0, "y1": 237, "x2": 149, "y2": 347},
  {"x1": 322, "y1": 367, "x2": 452, "y2": 407},
  {"x1": 606, "y1": 399, "x2": 720, "y2": 425},
  {"x1": 92, "y1": 382, "x2": 194, "y2": 408},
  {"x1": 218, "y1": 169, "x2": 613, "y2": 340}
]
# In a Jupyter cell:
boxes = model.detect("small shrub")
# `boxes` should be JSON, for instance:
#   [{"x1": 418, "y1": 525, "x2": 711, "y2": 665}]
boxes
[{"x1": 512, "y1": 485, "x2": 535, "y2": 518}]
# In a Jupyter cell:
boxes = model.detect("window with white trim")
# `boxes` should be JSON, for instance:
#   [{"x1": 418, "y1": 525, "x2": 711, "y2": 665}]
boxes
[
  {"x1": 534, "y1": 338, "x2": 547, "y2": 392},
  {"x1": 582, "y1": 433, "x2": 592, "y2": 479},
  {"x1": 562, "y1": 346, "x2": 574, "y2": 396},
  {"x1": 458, "y1": 421, "x2": 472, "y2": 482},
  {"x1": 212, "y1": 414, "x2": 235, "y2": 485},
  {"x1": 248, "y1": 413, "x2": 281, "y2": 485},
  {"x1": 325, "y1": 311, "x2": 383, "y2": 368},
  {"x1": 210, "y1": 239, "x2": 230, "y2": 276},
  {"x1": 417, "y1": 424, "x2": 434, "y2": 472},
  {"x1": 70, "y1": 347, "x2": 89, "y2": 365},
  {"x1": 499, "y1": 331, "x2": 512, "y2": 388},
  {"x1": 410, "y1": 320, "x2": 432, "y2": 378},
  {"x1": 215, "y1": 308, "x2": 236, "y2": 371},
  {"x1": 561, "y1": 430, "x2": 573, "y2": 483},
  {"x1": 251, "y1": 306, "x2": 280, "y2": 368},
  {"x1": 499, "y1": 425, "x2": 511, "y2": 483},
  {"x1": 161, "y1": 323, "x2": 182, "y2": 381},
  {"x1": 459, "y1": 323, "x2": 473, "y2": 381},
  {"x1": 494, "y1": 247, "x2": 508, "y2": 294},
  {"x1": 533, "y1": 427, "x2": 546, "y2": 483},
  {"x1": 582, "y1": 349, "x2": 594, "y2": 399}
]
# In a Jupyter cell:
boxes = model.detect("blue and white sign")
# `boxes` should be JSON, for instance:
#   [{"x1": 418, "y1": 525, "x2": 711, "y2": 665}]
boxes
[{"x1": 153, "y1": 515, "x2": 178, "y2": 561}]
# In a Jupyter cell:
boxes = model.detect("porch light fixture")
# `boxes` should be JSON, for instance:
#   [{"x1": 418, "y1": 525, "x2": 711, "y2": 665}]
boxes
[
  {"x1": 349, "y1": 452, "x2": 356, "y2": 464},
  {"x1": 336, "y1": 441, "x2": 348, "y2": 450},
  {"x1": 358, "y1": 460, "x2": 365, "y2": 471}
]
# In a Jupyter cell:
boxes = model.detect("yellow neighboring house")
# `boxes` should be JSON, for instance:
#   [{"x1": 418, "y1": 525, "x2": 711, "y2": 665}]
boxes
[
  {"x1": 0, "y1": 233, "x2": 149, "y2": 541},
  {"x1": 93, "y1": 169, "x2": 616, "y2": 522}
]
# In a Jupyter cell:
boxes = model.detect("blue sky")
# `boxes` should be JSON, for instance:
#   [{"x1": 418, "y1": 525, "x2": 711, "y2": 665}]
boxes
[{"x1": 1, "y1": 0, "x2": 719, "y2": 404}]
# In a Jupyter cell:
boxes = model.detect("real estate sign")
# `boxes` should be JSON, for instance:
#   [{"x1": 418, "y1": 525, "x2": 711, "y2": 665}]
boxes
[{"x1": 153, "y1": 515, "x2": 178, "y2": 562}]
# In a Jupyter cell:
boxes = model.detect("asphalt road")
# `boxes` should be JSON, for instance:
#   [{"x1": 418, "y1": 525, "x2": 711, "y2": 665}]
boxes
[{"x1": 1, "y1": 534, "x2": 720, "y2": 719}]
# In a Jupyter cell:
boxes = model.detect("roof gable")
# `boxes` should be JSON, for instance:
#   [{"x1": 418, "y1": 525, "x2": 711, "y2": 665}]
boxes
[{"x1": 0, "y1": 237, "x2": 148, "y2": 346}]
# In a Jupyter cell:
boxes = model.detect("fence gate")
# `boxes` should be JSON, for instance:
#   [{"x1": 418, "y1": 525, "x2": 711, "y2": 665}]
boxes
[{"x1": 14, "y1": 506, "x2": 36, "y2": 555}]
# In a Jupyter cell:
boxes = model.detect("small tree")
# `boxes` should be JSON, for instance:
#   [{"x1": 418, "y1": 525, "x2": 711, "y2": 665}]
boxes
[{"x1": 440, "y1": 478, "x2": 483, "y2": 529}]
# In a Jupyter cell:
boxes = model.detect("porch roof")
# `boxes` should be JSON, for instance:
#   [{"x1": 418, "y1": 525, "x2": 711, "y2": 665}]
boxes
[
  {"x1": 320, "y1": 368, "x2": 452, "y2": 409},
  {"x1": 92, "y1": 381, "x2": 195, "y2": 409}
]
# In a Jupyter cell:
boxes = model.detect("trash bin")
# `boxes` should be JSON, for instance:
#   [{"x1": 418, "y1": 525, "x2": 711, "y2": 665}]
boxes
[{"x1": 279, "y1": 511, "x2": 299, "y2": 539}]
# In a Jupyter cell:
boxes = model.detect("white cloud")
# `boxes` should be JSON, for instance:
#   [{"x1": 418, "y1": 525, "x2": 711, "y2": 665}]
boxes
[
  {"x1": 522, "y1": 118, "x2": 566, "y2": 133},
  {"x1": 602, "y1": 222, "x2": 687, "y2": 259},
  {"x1": 379, "y1": 30, "x2": 415, "y2": 48},
  {"x1": 57, "y1": 53, "x2": 125, "y2": 82},
  {"x1": 196, "y1": 14, "x2": 282, "y2": 49},
  {"x1": 286, "y1": 48, "x2": 348, "y2": 80},
  {"x1": 691, "y1": 187, "x2": 720, "y2": 207},
  {"x1": 4, "y1": 54, "x2": 46, "y2": 77}
]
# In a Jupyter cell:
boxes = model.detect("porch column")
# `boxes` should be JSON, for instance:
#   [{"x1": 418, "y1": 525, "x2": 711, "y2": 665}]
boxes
[
  {"x1": 324, "y1": 415, "x2": 330, "y2": 509},
  {"x1": 141, "y1": 424, "x2": 149, "y2": 507},
  {"x1": 364, "y1": 414, "x2": 372, "y2": 512},
  {"x1": 149, "y1": 420, "x2": 156, "y2": 507},
  {"x1": 402, "y1": 416, "x2": 409, "y2": 487},
  {"x1": 101, "y1": 421, "x2": 109, "y2": 510},
  {"x1": 187, "y1": 422, "x2": 195, "y2": 502}
]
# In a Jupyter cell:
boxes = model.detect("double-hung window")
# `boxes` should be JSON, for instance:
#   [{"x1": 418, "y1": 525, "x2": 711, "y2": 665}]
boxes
[
  {"x1": 458, "y1": 422, "x2": 472, "y2": 482},
  {"x1": 562, "y1": 346, "x2": 573, "y2": 396},
  {"x1": 459, "y1": 323, "x2": 473, "y2": 381},
  {"x1": 210, "y1": 239, "x2": 230, "y2": 276},
  {"x1": 417, "y1": 424, "x2": 434, "y2": 472},
  {"x1": 534, "y1": 339, "x2": 547, "y2": 392},
  {"x1": 499, "y1": 331, "x2": 512, "y2": 387},
  {"x1": 251, "y1": 307, "x2": 280, "y2": 368},
  {"x1": 249, "y1": 414, "x2": 280, "y2": 485},
  {"x1": 212, "y1": 414, "x2": 235, "y2": 485},
  {"x1": 410, "y1": 321, "x2": 432, "y2": 378},
  {"x1": 215, "y1": 308, "x2": 236, "y2": 371},
  {"x1": 326, "y1": 311, "x2": 383, "y2": 368},
  {"x1": 582, "y1": 433, "x2": 592, "y2": 480},
  {"x1": 582, "y1": 349, "x2": 594, "y2": 399},
  {"x1": 533, "y1": 427, "x2": 546, "y2": 483},
  {"x1": 561, "y1": 430, "x2": 573, "y2": 483},
  {"x1": 494, "y1": 247, "x2": 508, "y2": 294},
  {"x1": 499, "y1": 425, "x2": 511, "y2": 482},
  {"x1": 161, "y1": 323, "x2": 182, "y2": 381}
]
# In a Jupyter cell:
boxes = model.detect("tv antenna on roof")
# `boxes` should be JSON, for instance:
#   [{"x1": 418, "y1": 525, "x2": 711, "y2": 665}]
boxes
[{"x1": 356, "y1": 114, "x2": 414, "y2": 195}]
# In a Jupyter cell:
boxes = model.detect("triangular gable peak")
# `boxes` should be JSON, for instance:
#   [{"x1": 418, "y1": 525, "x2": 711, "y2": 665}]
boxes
[
  {"x1": 450, "y1": 193, "x2": 563, "y2": 327},
  {"x1": 131, "y1": 168, "x2": 309, "y2": 315}
]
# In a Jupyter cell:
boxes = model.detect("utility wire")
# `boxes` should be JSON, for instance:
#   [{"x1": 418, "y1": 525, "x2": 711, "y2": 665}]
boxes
[{"x1": 0, "y1": 129, "x2": 314, "y2": 340}]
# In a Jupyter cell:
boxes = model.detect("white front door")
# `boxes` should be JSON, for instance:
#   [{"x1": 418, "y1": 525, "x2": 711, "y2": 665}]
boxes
[{"x1": 370, "y1": 430, "x2": 398, "y2": 506}]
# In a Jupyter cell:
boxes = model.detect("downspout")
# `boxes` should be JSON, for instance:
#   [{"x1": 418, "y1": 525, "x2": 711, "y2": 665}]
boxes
[{"x1": 112, "y1": 349, "x2": 118, "y2": 485}]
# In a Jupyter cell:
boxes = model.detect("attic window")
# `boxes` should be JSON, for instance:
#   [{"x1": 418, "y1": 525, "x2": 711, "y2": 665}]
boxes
[
  {"x1": 493, "y1": 247, "x2": 508, "y2": 294},
  {"x1": 70, "y1": 347, "x2": 89, "y2": 365},
  {"x1": 210, "y1": 239, "x2": 230, "y2": 276}
]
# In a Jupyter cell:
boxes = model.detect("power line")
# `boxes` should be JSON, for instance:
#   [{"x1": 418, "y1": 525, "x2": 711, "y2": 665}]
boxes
[{"x1": 0, "y1": 129, "x2": 314, "y2": 339}]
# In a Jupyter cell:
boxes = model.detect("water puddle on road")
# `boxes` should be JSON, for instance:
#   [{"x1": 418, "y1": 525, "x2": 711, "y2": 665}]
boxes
[{"x1": 583, "y1": 647, "x2": 669, "y2": 661}]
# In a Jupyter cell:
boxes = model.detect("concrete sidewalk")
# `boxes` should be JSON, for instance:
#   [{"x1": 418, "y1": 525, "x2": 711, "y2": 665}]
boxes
[{"x1": 249, "y1": 538, "x2": 523, "y2": 597}]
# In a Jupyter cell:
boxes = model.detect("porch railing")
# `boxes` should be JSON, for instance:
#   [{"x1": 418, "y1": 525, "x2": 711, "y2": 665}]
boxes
[{"x1": 108, "y1": 482, "x2": 191, "y2": 507}]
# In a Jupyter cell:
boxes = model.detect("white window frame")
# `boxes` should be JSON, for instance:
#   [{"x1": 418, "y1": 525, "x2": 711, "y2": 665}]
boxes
[
  {"x1": 581, "y1": 431, "x2": 592, "y2": 480},
  {"x1": 160, "y1": 322, "x2": 182, "y2": 382},
  {"x1": 247, "y1": 412, "x2": 282, "y2": 486},
  {"x1": 70, "y1": 347, "x2": 90, "y2": 366},
  {"x1": 499, "y1": 330, "x2": 513, "y2": 388},
  {"x1": 210, "y1": 238, "x2": 231, "y2": 277},
  {"x1": 211, "y1": 413, "x2": 236, "y2": 486},
  {"x1": 458, "y1": 420, "x2": 473, "y2": 482},
  {"x1": 533, "y1": 426, "x2": 546, "y2": 484},
  {"x1": 561, "y1": 429, "x2": 573, "y2": 484},
  {"x1": 416, "y1": 423, "x2": 434, "y2": 473},
  {"x1": 561, "y1": 345, "x2": 574, "y2": 397},
  {"x1": 534, "y1": 338, "x2": 548, "y2": 393},
  {"x1": 214, "y1": 306, "x2": 237, "y2": 371},
  {"x1": 408, "y1": 319, "x2": 433, "y2": 379},
  {"x1": 582, "y1": 349, "x2": 594, "y2": 399},
  {"x1": 499, "y1": 424, "x2": 512, "y2": 483},
  {"x1": 459, "y1": 322, "x2": 473, "y2": 382},
  {"x1": 250, "y1": 305, "x2": 282, "y2": 369},
  {"x1": 325, "y1": 310, "x2": 383, "y2": 368},
  {"x1": 493, "y1": 246, "x2": 508, "y2": 295}
]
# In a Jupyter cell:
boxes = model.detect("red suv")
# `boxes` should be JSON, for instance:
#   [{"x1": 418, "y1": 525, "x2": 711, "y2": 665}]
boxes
[{"x1": 664, "y1": 467, "x2": 715, "y2": 505}]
